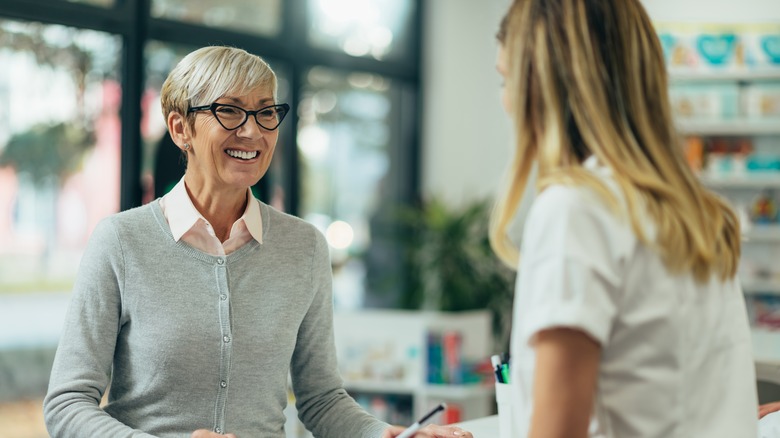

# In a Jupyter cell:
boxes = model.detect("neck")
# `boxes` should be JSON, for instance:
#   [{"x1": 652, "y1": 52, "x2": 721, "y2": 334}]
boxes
[{"x1": 183, "y1": 176, "x2": 248, "y2": 242}]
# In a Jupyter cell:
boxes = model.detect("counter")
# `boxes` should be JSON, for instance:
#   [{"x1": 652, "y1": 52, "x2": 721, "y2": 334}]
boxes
[{"x1": 454, "y1": 414, "x2": 499, "y2": 437}]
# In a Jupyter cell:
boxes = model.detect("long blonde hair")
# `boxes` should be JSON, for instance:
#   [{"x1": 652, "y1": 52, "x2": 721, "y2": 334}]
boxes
[{"x1": 489, "y1": 0, "x2": 740, "y2": 282}]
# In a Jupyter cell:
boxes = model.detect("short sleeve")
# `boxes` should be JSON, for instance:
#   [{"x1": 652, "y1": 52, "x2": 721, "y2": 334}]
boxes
[{"x1": 515, "y1": 184, "x2": 633, "y2": 347}]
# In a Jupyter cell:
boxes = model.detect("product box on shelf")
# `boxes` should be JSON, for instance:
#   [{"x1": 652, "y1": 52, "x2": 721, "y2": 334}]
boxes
[
  {"x1": 746, "y1": 156, "x2": 780, "y2": 174},
  {"x1": 749, "y1": 189, "x2": 780, "y2": 224},
  {"x1": 748, "y1": 294, "x2": 780, "y2": 330},
  {"x1": 669, "y1": 83, "x2": 740, "y2": 119},
  {"x1": 331, "y1": 309, "x2": 496, "y2": 423},
  {"x1": 657, "y1": 24, "x2": 780, "y2": 73},
  {"x1": 685, "y1": 136, "x2": 754, "y2": 177},
  {"x1": 742, "y1": 28, "x2": 780, "y2": 69},
  {"x1": 658, "y1": 25, "x2": 744, "y2": 72},
  {"x1": 743, "y1": 83, "x2": 780, "y2": 118},
  {"x1": 685, "y1": 136, "x2": 780, "y2": 182},
  {"x1": 426, "y1": 330, "x2": 489, "y2": 386}
]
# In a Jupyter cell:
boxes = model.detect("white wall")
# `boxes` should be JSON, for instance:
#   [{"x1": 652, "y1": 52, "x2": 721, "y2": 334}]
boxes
[
  {"x1": 642, "y1": 0, "x2": 780, "y2": 23},
  {"x1": 421, "y1": 0, "x2": 780, "y2": 207},
  {"x1": 421, "y1": 0, "x2": 512, "y2": 208}
]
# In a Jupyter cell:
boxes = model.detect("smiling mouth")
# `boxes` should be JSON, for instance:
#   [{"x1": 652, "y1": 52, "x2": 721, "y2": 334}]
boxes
[{"x1": 226, "y1": 149, "x2": 259, "y2": 160}]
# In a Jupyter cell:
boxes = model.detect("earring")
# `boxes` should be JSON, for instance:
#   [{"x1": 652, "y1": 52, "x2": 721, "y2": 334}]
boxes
[{"x1": 183, "y1": 143, "x2": 190, "y2": 150}]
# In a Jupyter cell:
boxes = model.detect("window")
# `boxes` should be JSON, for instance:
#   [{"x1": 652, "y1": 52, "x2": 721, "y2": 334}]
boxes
[
  {"x1": 298, "y1": 66, "x2": 412, "y2": 308},
  {"x1": 0, "y1": 1, "x2": 423, "y2": 312},
  {"x1": 151, "y1": 0, "x2": 282, "y2": 37},
  {"x1": 307, "y1": 0, "x2": 414, "y2": 61},
  {"x1": 0, "y1": 18, "x2": 121, "y2": 297},
  {"x1": 53, "y1": 0, "x2": 116, "y2": 6}
]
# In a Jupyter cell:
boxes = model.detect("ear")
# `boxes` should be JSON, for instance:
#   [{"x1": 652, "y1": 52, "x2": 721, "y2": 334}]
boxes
[{"x1": 167, "y1": 111, "x2": 190, "y2": 149}]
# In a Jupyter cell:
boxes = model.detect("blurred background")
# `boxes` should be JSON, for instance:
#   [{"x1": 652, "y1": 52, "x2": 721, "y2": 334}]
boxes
[{"x1": 0, "y1": 0, "x2": 778, "y2": 437}]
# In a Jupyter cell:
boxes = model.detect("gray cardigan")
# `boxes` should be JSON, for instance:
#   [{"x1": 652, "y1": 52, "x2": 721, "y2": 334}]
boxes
[{"x1": 43, "y1": 200, "x2": 388, "y2": 438}]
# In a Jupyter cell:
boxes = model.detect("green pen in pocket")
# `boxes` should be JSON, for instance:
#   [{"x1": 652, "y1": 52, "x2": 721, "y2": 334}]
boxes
[{"x1": 500, "y1": 363, "x2": 510, "y2": 384}]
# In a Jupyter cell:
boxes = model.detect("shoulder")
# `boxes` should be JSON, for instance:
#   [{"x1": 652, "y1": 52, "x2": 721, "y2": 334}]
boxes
[
  {"x1": 259, "y1": 201, "x2": 327, "y2": 247},
  {"x1": 527, "y1": 184, "x2": 615, "y2": 230},
  {"x1": 522, "y1": 183, "x2": 634, "y2": 263},
  {"x1": 102, "y1": 202, "x2": 156, "y2": 228},
  {"x1": 88, "y1": 203, "x2": 159, "y2": 246}
]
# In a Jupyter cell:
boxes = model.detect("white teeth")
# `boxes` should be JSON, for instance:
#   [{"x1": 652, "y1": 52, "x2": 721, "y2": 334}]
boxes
[{"x1": 226, "y1": 149, "x2": 258, "y2": 160}]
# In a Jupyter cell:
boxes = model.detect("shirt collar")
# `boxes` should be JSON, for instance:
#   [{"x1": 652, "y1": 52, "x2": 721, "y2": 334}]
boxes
[
  {"x1": 582, "y1": 154, "x2": 612, "y2": 176},
  {"x1": 242, "y1": 192, "x2": 264, "y2": 244},
  {"x1": 583, "y1": 154, "x2": 599, "y2": 169},
  {"x1": 162, "y1": 177, "x2": 263, "y2": 244},
  {"x1": 163, "y1": 178, "x2": 202, "y2": 242}
]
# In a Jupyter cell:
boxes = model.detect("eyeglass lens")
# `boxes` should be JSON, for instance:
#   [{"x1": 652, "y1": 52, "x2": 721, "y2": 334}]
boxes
[{"x1": 214, "y1": 104, "x2": 287, "y2": 130}]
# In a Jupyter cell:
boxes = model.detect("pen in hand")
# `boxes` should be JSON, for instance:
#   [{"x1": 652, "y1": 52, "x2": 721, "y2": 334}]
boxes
[{"x1": 396, "y1": 402, "x2": 447, "y2": 438}]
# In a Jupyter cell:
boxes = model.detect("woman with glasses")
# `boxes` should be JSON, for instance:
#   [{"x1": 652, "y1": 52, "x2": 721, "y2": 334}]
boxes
[
  {"x1": 491, "y1": 1, "x2": 757, "y2": 437},
  {"x1": 43, "y1": 46, "x2": 470, "y2": 438}
]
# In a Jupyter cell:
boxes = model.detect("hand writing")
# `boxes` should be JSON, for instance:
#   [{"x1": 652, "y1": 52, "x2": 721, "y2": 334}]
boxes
[{"x1": 381, "y1": 424, "x2": 472, "y2": 438}]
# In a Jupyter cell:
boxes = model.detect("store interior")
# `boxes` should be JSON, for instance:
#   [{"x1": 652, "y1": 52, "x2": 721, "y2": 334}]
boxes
[{"x1": 0, "y1": 0, "x2": 779, "y2": 436}]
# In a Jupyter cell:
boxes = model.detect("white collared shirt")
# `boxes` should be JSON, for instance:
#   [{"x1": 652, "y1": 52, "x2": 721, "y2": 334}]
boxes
[
  {"x1": 509, "y1": 156, "x2": 757, "y2": 437},
  {"x1": 158, "y1": 178, "x2": 263, "y2": 256}
]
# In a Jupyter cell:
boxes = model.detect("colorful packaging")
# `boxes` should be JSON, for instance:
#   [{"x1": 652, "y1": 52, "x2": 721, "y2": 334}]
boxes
[
  {"x1": 742, "y1": 83, "x2": 780, "y2": 118},
  {"x1": 696, "y1": 32, "x2": 742, "y2": 69},
  {"x1": 752, "y1": 294, "x2": 780, "y2": 329},
  {"x1": 656, "y1": 24, "x2": 780, "y2": 72},
  {"x1": 742, "y1": 27, "x2": 780, "y2": 69},
  {"x1": 668, "y1": 83, "x2": 740, "y2": 119},
  {"x1": 658, "y1": 30, "x2": 698, "y2": 71}
]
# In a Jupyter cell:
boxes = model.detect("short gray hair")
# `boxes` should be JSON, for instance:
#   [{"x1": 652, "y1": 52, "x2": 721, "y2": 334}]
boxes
[{"x1": 160, "y1": 46, "x2": 277, "y2": 129}]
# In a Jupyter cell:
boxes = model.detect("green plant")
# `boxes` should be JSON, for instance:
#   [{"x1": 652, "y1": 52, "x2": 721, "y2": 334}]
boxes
[
  {"x1": 0, "y1": 122, "x2": 94, "y2": 186},
  {"x1": 0, "y1": 122, "x2": 95, "y2": 273},
  {"x1": 397, "y1": 197, "x2": 516, "y2": 350}
]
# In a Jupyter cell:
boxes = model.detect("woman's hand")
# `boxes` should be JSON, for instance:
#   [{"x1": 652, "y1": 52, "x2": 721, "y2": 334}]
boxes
[
  {"x1": 760, "y1": 401, "x2": 780, "y2": 419},
  {"x1": 381, "y1": 424, "x2": 472, "y2": 437},
  {"x1": 190, "y1": 429, "x2": 237, "y2": 438}
]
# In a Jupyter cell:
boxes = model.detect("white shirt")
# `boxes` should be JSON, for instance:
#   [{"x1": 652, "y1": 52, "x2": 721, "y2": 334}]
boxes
[
  {"x1": 509, "y1": 157, "x2": 758, "y2": 437},
  {"x1": 158, "y1": 178, "x2": 263, "y2": 256},
  {"x1": 760, "y1": 411, "x2": 780, "y2": 438}
]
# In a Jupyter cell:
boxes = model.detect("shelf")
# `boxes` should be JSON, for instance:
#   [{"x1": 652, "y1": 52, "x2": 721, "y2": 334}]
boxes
[
  {"x1": 344, "y1": 381, "x2": 495, "y2": 399},
  {"x1": 669, "y1": 70, "x2": 780, "y2": 82},
  {"x1": 421, "y1": 383, "x2": 495, "y2": 399},
  {"x1": 333, "y1": 310, "x2": 495, "y2": 422},
  {"x1": 744, "y1": 225, "x2": 780, "y2": 242},
  {"x1": 677, "y1": 119, "x2": 780, "y2": 136},
  {"x1": 742, "y1": 280, "x2": 780, "y2": 295},
  {"x1": 344, "y1": 380, "x2": 416, "y2": 395},
  {"x1": 752, "y1": 327, "x2": 780, "y2": 366},
  {"x1": 700, "y1": 174, "x2": 780, "y2": 189}
]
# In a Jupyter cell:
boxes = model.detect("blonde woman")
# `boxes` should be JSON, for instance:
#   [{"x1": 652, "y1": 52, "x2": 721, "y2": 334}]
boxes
[{"x1": 491, "y1": 1, "x2": 757, "y2": 437}]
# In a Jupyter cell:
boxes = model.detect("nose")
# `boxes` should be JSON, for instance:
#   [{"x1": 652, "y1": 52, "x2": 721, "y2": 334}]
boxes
[{"x1": 235, "y1": 116, "x2": 266, "y2": 140}]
